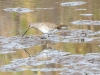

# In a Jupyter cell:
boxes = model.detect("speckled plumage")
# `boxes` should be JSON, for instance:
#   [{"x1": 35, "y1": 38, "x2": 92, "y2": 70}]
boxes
[
  {"x1": 28, "y1": 22, "x2": 68, "y2": 33},
  {"x1": 22, "y1": 22, "x2": 68, "y2": 37}
]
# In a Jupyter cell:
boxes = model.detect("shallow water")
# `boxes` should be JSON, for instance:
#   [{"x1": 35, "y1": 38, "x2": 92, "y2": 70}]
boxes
[{"x1": 0, "y1": 0, "x2": 100, "y2": 75}]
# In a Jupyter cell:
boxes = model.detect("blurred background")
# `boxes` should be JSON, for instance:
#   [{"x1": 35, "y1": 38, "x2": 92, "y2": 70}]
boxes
[{"x1": 0, "y1": 0, "x2": 100, "y2": 75}]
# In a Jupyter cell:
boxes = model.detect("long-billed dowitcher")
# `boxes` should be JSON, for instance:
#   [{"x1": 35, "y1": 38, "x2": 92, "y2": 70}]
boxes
[
  {"x1": 22, "y1": 22, "x2": 68, "y2": 37},
  {"x1": 22, "y1": 22, "x2": 68, "y2": 56}
]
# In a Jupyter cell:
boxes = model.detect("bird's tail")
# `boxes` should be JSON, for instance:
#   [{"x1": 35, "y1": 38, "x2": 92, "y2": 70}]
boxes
[{"x1": 57, "y1": 25, "x2": 68, "y2": 29}]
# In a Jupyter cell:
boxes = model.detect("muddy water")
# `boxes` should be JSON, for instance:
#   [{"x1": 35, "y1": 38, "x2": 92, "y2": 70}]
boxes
[{"x1": 0, "y1": 0, "x2": 100, "y2": 75}]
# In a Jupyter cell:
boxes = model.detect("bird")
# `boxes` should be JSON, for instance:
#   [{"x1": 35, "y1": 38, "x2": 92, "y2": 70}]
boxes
[
  {"x1": 22, "y1": 22, "x2": 68, "y2": 37},
  {"x1": 22, "y1": 22, "x2": 68, "y2": 56}
]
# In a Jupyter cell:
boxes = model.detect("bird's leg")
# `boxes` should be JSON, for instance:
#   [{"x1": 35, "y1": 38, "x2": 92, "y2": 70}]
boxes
[
  {"x1": 57, "y1": 32, "x2": 62, "y2": 41},
  {"x1": 57, "y1": 32, "x2": 63, "y2": 49},
  {"x1": 44, "y1": 34, "x2": 50, "y2": 48}
]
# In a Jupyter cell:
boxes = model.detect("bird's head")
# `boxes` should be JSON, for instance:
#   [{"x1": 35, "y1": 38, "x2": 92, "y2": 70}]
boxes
[{"x1": 28, "y1": 23, "x2": 35, "y2": 28}]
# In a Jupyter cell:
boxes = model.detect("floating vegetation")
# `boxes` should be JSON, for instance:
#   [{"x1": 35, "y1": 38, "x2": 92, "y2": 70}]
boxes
[
  {"x1": 3, "y1": 7, "x2": 33, "y2": 13},
  {"x1": 0, "y1": 36, "x2": 51, "y2": 49},
  {"x1": 61, "y1": 1, "x2": 86, "y2": 6},
  {"x1": 0, "y1": 29, "x2": 99, "y2": 54},
  {"x1": 0, "y1": 49, "x2": 100, "y2": 75},
  {"x1": 71, "y1": 20, "x2": 100, "y2": 25}
]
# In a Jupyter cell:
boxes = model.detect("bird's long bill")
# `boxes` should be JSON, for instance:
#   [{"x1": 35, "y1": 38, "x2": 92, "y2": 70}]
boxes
[{"x1": 22, "y1": 28, "x2": 29, "y2": 37}]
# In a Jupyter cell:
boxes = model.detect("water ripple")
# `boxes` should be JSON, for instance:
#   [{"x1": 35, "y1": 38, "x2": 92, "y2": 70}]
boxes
[
  {"x1": 61, "y1": 1, "x2": 86, "y2": 6},
  {"x1": 3, "y1": 7, "x2": 33, "y2": 13},
  {"x1": 71, "y1": 20, "x2": 100, "y2": 25},
  {"x1": 0, "y1": 48, "x2": 100, "y2": 75}
]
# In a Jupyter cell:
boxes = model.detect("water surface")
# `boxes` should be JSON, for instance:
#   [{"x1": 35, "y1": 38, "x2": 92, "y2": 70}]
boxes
[{"x1": 0, "y1": 0, "x2": 100, "y2": 75}]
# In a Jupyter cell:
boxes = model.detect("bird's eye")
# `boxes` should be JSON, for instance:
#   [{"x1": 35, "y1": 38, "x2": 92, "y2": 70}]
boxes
[{"x1": 28, "y1": 24, "x2": 31, "y2": 28}]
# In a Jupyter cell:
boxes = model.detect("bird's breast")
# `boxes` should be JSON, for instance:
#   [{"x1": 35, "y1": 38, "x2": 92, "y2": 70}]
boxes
[{"x1": 38, "y1": 26, "x2": 50, "y2": 33}]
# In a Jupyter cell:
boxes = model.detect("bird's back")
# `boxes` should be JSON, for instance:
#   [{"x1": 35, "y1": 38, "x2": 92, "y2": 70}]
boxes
[{"x1": 32, "y1": 22, "x2": 68, "y2": 33}]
